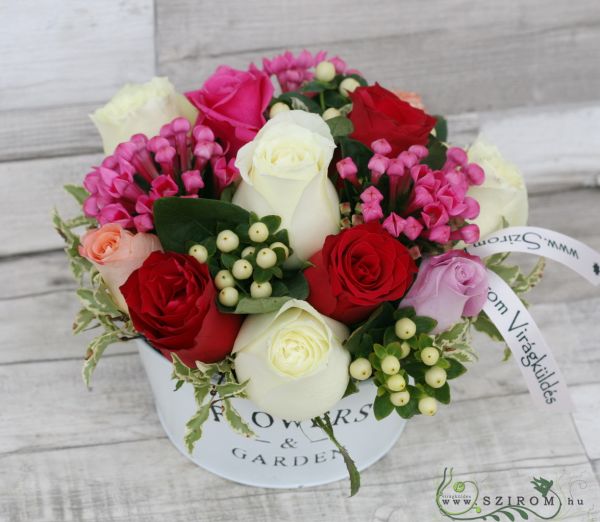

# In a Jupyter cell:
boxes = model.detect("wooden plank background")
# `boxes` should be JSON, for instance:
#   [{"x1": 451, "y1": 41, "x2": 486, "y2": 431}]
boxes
[{"x1": 1, "y1": 0, "x2": 599, "y2": 520}]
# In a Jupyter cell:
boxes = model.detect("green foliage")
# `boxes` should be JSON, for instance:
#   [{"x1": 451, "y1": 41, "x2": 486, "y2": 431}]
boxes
[
  {"x1": 154, "y1": 197, "x2": 250, "y2": 253},
  {"x1": 271, "y1": 92, "x2": 321, "y2": 113},
  {"x1": 171, "y1": 354, "x2": 254, "y2": 454},
  {"x1": 53, "y1": 188, "x2": 139, "y2": 387},
  {"x1": 326, "y1": 116, "x2": 354, "y2": 138},
  {"x1": 433, "y1": 116, "x2": 448, "y2": 143},
  {"x1": 313, "y1": 413, "x2": 360, "y2": 497}
]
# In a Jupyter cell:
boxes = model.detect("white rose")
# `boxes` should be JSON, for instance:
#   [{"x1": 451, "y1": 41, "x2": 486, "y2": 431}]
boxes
[
  {"x1": 467, "y1": 137, "x2": 529, "y2": 238},
  {"x1": 232, "y1": 300, "x2": 350, "y2": 421},
  {"x1": 91, "y1": 77, "x2": 198, "y2": 155},
  {"x1": 232, "y1": 110, "x2": 340, "y2": 267}
]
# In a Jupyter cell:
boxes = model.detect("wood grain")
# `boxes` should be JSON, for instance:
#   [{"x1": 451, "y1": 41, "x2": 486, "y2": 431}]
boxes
[
  {"x1": 0, "y1": 0, "x2": 154, "y2": 112},
  {"x1": 157, "y1": 0, "x2": 600, "y2": 115},
  {"x1": 0, "y1": 390, "x2": 598, "y2": 521}
]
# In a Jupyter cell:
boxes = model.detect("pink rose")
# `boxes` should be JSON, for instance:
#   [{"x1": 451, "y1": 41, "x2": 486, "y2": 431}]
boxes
[
  {"x1": 186, "y1": 65, "x2": 274, "y2": 157},
  {"x1": 79, "y1": 224, "x2": 162, "y2": 312},
  {"x1": 402, "y1": 250, "x2": 488, "y2": 333}
]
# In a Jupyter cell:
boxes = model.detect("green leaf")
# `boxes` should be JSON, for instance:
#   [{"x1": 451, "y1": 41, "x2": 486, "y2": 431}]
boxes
[
  {"x1": 414, "y1": 316, "x2": 437, "y2": 334},
  {"x1": 429, "y1": 382, "x2": 450, "y2": 404},
  {"x1": 154, "y1": 198, "x2": 250, "y2": 253},
  {"x1": 275, "y1": 93, "x2": 321, "y2": 113},
  {"x1": 445, "y1": 359, "x2": 468, "y2": 380},
  {"x1": 323, "y1": 90, "x2": 349, "y2": 109},
  {"x1": 423, "y1": 135, "x2": 447, "y2": 170},
  {"x1": 473, "y1": 312, "x2": 504, "y2": 343},
  {"x1": 260, "y1": 215, "x2": 281, "y2": 233},
  {"x1": 395, "y1": 307, "x2": 416, "y2": 320},
  {"x1": 82, "y1": 330, "x2": 121, "y2": 387},
  {"x1": 432, "y1": 116, "x2": 448, "y2": 142},
  {"x1": 184, "y1": 401, "x2": 212, "y2": 454},
  {"x1": 395, "y1": 386, "x2": 420, "y2": 418},
  {"x1": 73, "y1": 308, "x2": 95, "y2": 334},
  {"x1": 300, "y1": 80, "x2": 336, "y2": 93},
  {"x1": 485, "y1": 251, "x2": 511, "y2": 267},
  {"x1": 313, "y1": 414, "x2": 360, "y2": 496},
  {"x1": 502, "y1": 347, "x2": 512, "y2": 361},
  {"x1": 344, "y1": 303, "x2": 395, "y2": 356},
  {"x1": 489, "y1": 263, "x2": 520, "y2": 285},
  {"x1": 234, "y1": 296, "x2": 291, "y2": 314},
  {"x1": 216, "y1": 380, "x2": 249, "y2": 396},
  {"x1": 222, "y1": 398, "x2": 255, "y2": 438},
  {"x1": 64, "y1": 184, "x2": 89, "y2": 205},
  {"x1": 326, "y1": 116, "x2": 354, "y2": 138},
  {"x1": 343, "y1": 378, "x2": 359, "y2": 398},
  {"x1": 373, "y1": 393, "x2": 394, "y2": 420}
]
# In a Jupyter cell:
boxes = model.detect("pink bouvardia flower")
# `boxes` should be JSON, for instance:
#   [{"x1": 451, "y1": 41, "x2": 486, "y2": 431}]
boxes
[
  {"x1": 360, "y1": 186, "x2": 384, "y2": 204},
  {"x1": 382, "y1": 212, "x2": 405, "y2": 237},
  {"x1": 336, "y1": 157, "x2": 359, "y2": 187},
  {"x1": 402, "y1": 250, "x2": 488, "y2": 333},
  {"x1": 186, "y1": 65, "x2": 273, "y2": 157},
  {"x1": 263, "y1": 50, "x2": 355, "y2": 92},
  {"x1": 361, "y1": 200, "x2": 384, "y2": 223},
  {"x1": 82, "y1": 117, "x2": 237, "y2": 232}
]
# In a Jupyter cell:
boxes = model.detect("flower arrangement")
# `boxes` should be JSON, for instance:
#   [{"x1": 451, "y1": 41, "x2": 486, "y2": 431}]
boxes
[{"x1": 55, "y1": 50, "x2": 552, "y2": 495}]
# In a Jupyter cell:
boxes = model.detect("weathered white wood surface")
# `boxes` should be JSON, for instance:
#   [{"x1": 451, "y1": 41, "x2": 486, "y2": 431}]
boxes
[
  {"x1": 156, "y1": 0, "x2": 600, "y2": 115},
  {"x1": 1, "y1": 187, "x2": 599, "y2": 521}
]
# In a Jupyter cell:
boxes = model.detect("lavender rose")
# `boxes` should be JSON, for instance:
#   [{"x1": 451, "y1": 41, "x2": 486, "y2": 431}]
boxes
[{"x1": 402, "y1": 250, "x2": 488, "y2": 333}]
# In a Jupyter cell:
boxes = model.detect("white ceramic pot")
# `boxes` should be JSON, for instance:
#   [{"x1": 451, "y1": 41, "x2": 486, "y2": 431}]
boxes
[{"x1": 138, "y1": 339, "x2": 407, "y2": 488}]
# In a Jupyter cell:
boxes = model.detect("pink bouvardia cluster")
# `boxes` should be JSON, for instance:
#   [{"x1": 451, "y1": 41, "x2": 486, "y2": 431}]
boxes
[
  {"x1": 263, "y1": 50, "x2": 354, "y2": 92},
  {"x1": 339, "y1": 139, "x2": 484, "y2": 245},
  {"x1": 82, "y1": 117, "x2": 239, "y2": 232}
]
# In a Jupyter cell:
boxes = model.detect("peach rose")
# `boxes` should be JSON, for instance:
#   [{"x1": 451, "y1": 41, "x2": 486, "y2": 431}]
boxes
[
  {"x1": 79, "y1": 224, "x2": 162, "y2": 312},
  {"x1": 392, "y1": 90, "x2": 425, "y2": 111}
]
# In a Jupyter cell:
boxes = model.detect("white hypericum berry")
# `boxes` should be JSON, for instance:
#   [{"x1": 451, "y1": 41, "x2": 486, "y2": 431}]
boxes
[
  {"x1": 188, "y1": 244, "x2": 208, "y2": 263},
  {"x1": 418, "y1": 397, "x2": 438, "y2": 416},
  {"x1": 256, "y1": 248, "x2": 277, "y2": 268},
  {"x1": 216, "y1": 230, "x2": 239, "y2": 253},
  {"x1": 218, "y1": 286, "x2": 239, "y2": 307},
  {"x1": 349, "y1": 358, "x2": 372, "y2": 380},
  {"x1": 339, "y1": 77, "x2": 361, "y2": 97},
  {"x1": 241, "y1": 246, "x2": 256, "y2": 258},
  {"x1": 249, "y1": 222, "x2": 269, "y2": 243},
  {"x1": 322, "y1": 107, "x2": 341, "y2": 121},
  {"x1": 399, "y1": 341, "x2": 411, "y2": 359},
  {"x1": 425, "y1": 366, "x2": 447, "y2": 389},
  {"x1": 315, "y1": 61, "x2": 336, "y2": 82},
  {"x1": 232, "y1": 259, "x2": 253, "y2": 280},
  {"x1": 390, "y1": 390, "x2": 410, "y2": 407},
  {"x1": 395, "y1": 317, "x2": 417, "y2": 340},
  {"x1": 269, "y1": 102, "x2": 290, "y2": 119},
  {"x1": 421, "y1": 347, "x2": 440, "y2": 366},
  {"x1": 381, "y1": 355, "x2": 400, "y2": 375},
  {"x1": 386, "y1": 373, "x2": 406, "y2": 392},
  {"x1": 215, "y1": 270, "x2": 235, "y2": 290},
  {"x1": 250, "y1": 281, "x2": 272, "y2": 298},
  {"x1": 269, "y1": 241, "x2": 289, "y2": 259}
]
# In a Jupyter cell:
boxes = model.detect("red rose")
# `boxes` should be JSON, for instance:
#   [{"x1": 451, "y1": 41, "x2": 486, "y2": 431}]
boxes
[
  {"x1": 305, "y1": 223, "x2": 418, "y2": 324},
  {"x1": 121, "y1": 251, "x2": 243, "y2": 366},
  {"x1": 348, "y1": 84, "x2": 436, "y2": 156},
  {"x1": 186, "y1": 65, "x2": 274, "y2": 157}
]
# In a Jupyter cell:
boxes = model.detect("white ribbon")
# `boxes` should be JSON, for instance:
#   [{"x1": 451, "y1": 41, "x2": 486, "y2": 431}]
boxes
[
  {"x1": 468, "y1": 226, "x2": 600, "y2": 286},
  {"x1": 483, "y1": 271, "x2": 574, "y2": 412},
  {"x1": 465, "y1": 226, "x2": 600, "y2": 412}
]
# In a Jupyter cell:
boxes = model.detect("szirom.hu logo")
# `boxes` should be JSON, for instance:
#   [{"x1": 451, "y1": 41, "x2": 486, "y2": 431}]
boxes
[{"x1": 436, "y1": 468, "x2": 586, "y2": 520}]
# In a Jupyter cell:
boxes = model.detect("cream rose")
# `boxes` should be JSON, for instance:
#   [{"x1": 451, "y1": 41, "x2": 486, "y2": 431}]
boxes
[
  {"x1": 91, "y1": 77, "x2": 198, "y2": 155},
  {"x1": 232, "y1": 300, "x2": 350, "y2": 421},
  {"x1": 232, "y1": 110, "x2": 340, "y2": 267},
  {"x1": 79, "y1": 224, "x2": 162, "y2": 312},
  {"x1": 467, "y1": 137, "x2": 529, "y2": 238}
]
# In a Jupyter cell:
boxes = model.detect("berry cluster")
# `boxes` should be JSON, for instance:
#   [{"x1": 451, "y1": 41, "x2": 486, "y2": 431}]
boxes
[
  {"x1": 347, "y1": 307, "x2": 466, "y2": 419},
  {"x1": 188, "y1": 214, "x2": 292, "y2": 308}
]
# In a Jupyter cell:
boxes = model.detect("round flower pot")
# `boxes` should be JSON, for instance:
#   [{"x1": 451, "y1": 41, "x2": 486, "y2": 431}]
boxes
[{"x1": 138, "y1": 340, "x2": 407, "y2": 488}]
